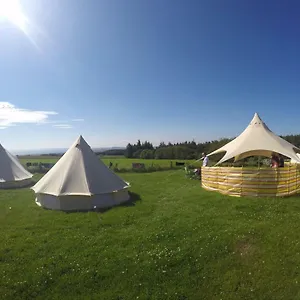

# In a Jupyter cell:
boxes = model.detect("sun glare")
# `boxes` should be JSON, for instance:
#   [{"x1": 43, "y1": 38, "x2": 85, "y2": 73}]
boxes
[{"x1": 0, "y1": 0, "x2": 28, "y2": 32}]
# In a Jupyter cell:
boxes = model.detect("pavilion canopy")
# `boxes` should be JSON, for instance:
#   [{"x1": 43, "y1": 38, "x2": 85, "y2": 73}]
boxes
[
  {"x1": 208, "y1": 113, "x2": 300, "y2": 165},
  {"x1": 291, "y1": 154, "x2": 300, "y2": 164}
]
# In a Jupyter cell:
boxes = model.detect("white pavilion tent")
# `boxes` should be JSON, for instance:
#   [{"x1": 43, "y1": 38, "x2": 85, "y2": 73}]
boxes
[
  {"x1": 31, "y1": 135, "x2": 130, "y2": 211},
  {"x1": 291, "y1": 154, "x2": 300, "y2": 164},
  {"x1": 207, "y1": 113, "x2": 300, "y2": 165}
]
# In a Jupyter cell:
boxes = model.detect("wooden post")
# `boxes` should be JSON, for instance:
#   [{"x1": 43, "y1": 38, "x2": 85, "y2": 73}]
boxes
[{"x1": 241, "y1": 165, "x2": 243, "y2": 196}]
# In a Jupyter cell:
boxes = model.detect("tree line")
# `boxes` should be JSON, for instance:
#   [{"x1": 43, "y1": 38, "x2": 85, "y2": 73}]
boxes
[
  {"x1": 24, "y1": 134, "x2": 300, "y2": 161},
  {"x1": 113, "y1": 134, "x2": 300, "y2": 160},
  {"x1": 122, "y1": 139, "x2": 232, "y2": 160}
]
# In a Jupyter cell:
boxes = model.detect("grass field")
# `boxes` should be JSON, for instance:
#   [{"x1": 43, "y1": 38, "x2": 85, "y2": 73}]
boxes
[
  {"x1": 2, "y1": 169, "x2": 300, "y2": 299},
  {"x1": 19, "y1": 156, "x2": 202, "y2": 169}
]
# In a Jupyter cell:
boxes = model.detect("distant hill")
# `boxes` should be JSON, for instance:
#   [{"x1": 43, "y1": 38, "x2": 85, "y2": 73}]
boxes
[
  {"x1": 96, "y1": 148, "x2": 126, "y2": 156},
  {"x1": 13, "y1": 147, "x2": 125, "y2": 156}
]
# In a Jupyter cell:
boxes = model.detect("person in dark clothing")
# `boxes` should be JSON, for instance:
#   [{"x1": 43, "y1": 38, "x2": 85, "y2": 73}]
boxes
[
  {"x1": 279, "y1": 155, "x2": 284, "y2": 167},
  {"x1": 109, "y1": 162, "x2": 113, "y2": 168}
]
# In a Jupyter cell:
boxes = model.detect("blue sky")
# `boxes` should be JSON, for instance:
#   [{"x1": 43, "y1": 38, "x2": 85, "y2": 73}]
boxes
[{"x1": 1, "y1": 0, "x2": 300, "y2": 151}]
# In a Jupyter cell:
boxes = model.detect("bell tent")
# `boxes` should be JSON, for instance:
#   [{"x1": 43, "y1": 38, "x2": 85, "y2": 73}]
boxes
[
  {"x1": 0, "y1": 143, "x2": 33, "y2": 188},
  {"x1": 31, "y1": 135, "x2": 130, "y2": 211}
]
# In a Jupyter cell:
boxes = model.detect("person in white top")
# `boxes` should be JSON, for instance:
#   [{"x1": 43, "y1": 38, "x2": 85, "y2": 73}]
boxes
[{"x1": 201, "y1": 152, "x2": 209, "y2": 167}]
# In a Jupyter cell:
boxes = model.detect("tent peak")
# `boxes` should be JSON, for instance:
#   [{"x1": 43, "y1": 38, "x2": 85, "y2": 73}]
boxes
[
  {"x1": 74, "y1": 135, "x2": 86, "y2": 146},
  {"x1": 250, "y1": 112, "x2": 264, "y2": 125}
]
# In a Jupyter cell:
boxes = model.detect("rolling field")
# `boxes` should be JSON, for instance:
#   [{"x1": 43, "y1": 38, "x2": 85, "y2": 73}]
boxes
[
  {"x1": 19, "y1": 156, "x2": 202, "y2": 169},
  {"x1": 2, "y1": 170, "x2": 300, "y2": 299}
]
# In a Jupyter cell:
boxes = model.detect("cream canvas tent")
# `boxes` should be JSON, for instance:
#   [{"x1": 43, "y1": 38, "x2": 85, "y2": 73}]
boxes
[
  {"x1": 207, "y1": 113, "x2": 300, "y2": 165},
  {"x1": 31, "y1": 135, "x2": 130, "y2": 211},
  {"x1": 291, "y1": 154, "x2": 300, "y2": 164},
  {"x1": 0, "y1": 143, "x2": 33, "y2": 188}
]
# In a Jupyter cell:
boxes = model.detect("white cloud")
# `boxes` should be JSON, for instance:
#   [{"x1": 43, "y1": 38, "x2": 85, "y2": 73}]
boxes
[
  {"x1": 0, "y1": 102, "x2": 57, "y2": 128},
  {"x1": 71, "y1": 119, "x2": 84, "y2": 122},
  {"x1": 53, "y1": 124, "x2": 73, "y2": 129},
  {"x1": 38, "y1": 119, "x2": 84, "y2": 125},
  {"x1": 39, "y1": 120, "x2": 66, "y2": 125}
]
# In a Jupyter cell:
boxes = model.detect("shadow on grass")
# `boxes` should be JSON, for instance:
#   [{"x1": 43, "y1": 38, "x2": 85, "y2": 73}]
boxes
[
  {"x1": 95, "y1": 192, "x2": 142, "y2": 213},
  {"x1": 0, "y1": 180, "x2": 36, "y2": 190},
  {"x1": 61, "y1": 191, "x2": 142, "y2": 214}
]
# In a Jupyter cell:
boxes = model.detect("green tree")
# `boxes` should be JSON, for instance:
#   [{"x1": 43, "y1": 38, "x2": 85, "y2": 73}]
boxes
[
  {"x1": 133, "y1": 149, "x2": 143, "y2": 158},
  {"x1": 140, "y1": 149, "x2": 155, "y2": 159},
  {"x1": 125, "y1": 143, "x2": 134, "y2": 158}
]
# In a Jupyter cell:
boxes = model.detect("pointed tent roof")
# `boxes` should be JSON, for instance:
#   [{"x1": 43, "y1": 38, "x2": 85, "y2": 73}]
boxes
[
  {"x1": 0, "y1": 143, "x2": 33, "y2": 182},
  {"x1": 208, "y1": 113, "x2": 300, "y2": 165},
  {"x1": 31, "y1": 135, "x2": 129, "y2": 196}
]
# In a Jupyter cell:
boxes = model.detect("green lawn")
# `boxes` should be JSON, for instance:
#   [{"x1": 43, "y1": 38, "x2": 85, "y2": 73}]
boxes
[
  {"x1": 19, "y1": 156, "x2": 202, "y2": 169},
  {"x1": 2, "y1": 170, "x2": 300, "y2": 299}
]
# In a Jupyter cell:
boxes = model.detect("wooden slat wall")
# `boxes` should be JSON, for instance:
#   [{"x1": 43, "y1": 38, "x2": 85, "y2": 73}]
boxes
[{"x1": 201, "y1": 165, "x2": 300, "y2": 197}]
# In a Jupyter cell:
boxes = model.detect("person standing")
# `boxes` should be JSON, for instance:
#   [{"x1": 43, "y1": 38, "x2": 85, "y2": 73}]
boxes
[
  {"x1": 279, "y1": 155, "x2": 284, "y2": 168},
  {"x1": 201, "y1": 152, "x2": 209, "y2": 167}
]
